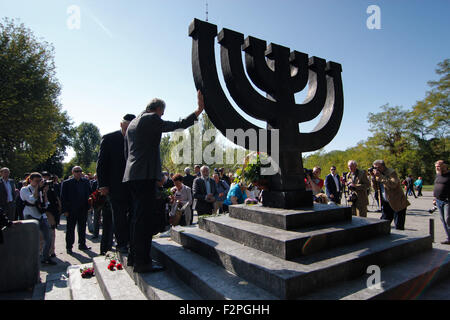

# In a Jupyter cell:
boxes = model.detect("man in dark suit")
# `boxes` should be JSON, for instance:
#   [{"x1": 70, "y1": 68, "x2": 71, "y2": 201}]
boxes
[
  {"x1": 0, "y1": 167, "x2": 18, "y2": 221},
  {"x1": 325, "y1": 166, "x2": 342, "y2": 204},
  {"x1": 183, "y1": 167, "x2": 195, "y2": 189},
  {"x1": 193, "y1": 166, "x2": 218, "y2": 215},
  {"x1": 123, "y1": 90, "x2": 204, "y2": 273},
  {"x1": 61, "y1": 166, "x2": 92, "y2": 254},
  {"x1": 96, "y1": 113, "x2": 136, "y2": 255},
  {"x1": 182, "y1": 167, "x2": 195, "y2": 224}
]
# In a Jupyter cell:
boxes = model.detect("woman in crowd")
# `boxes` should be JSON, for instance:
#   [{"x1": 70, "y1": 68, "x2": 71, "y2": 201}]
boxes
[
  {"x1": 223, "y1": 181, "x2": 247, "y2": 211},
  {"x1": 170, "y1": 174, "x2": 193, "y2": 226}
]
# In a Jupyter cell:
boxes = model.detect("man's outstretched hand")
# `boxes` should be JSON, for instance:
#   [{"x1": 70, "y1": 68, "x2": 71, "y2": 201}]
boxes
[{"x1": 195, "y1": 90, "x2": 205, "y2": 118}]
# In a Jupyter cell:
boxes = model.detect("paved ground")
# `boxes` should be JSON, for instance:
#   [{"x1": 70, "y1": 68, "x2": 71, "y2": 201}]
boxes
[{"x1": 0, "y1": 190, "x2": 448, "y2": 300}]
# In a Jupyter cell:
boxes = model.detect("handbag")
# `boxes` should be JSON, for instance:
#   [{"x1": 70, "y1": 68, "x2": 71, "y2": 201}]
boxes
[{"x1": 169, "y1": 201, "x2": 190, "y2": 226}]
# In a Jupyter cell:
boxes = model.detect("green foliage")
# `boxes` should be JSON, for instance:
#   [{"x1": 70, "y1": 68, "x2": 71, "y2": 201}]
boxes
[
  {"x1": 161, "y1": 113, "x2": 241, "y2": 175},
  {"x1": 72, "y1": 122, "x2": 101, "y2": 170},
  {"x1": 0, "y1": 18, "x2": 74, "y2": 179}
]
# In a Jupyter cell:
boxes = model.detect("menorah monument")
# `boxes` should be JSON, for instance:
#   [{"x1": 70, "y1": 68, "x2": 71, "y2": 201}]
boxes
[{"x1": 189, "y1": 19, "x2": 343, "y2": 209}]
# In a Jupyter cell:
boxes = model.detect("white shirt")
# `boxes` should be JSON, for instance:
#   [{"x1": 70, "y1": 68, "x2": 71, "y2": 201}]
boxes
[{"x1": 20, "y1": 185, "x2": 47, "y2": 220}]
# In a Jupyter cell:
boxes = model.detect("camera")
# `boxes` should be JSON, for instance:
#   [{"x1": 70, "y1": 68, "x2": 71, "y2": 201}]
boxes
[
  {"x1": 428, "y1": 206, "x2": 437, "y2": 214},
  {"x1": 368, "y1": 166, "x2": 375, "y2": 174},
  {"x1": 39, "y1": 180, "x2": 53, "y2": 191},
  {"x1": 304, "y1": 168, "x2": 313, "y2": 178}
]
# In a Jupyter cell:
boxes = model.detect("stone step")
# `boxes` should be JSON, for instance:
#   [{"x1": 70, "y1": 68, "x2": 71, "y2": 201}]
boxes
[
  {"x1": 299, "y1": 245, "x2": 450, "y2": 300},
  {"x1": 171, "y1": 226, "x2": 432, "y2": 299},
  {"x1": 44, "y1": 272, "x2": 71, "y2": 300},
  {"x1": 228, "y1": 203, "x2": 352, "y2": 230},
  {"x1": 93, "y1": 256, "x2": 146, "y2": 300},
  {"x1": 151, "y1": 237, "x2": 278, "y2": 300},
  {"x1": 199, "y1": 214, "x2": 391, "y2": 259},
  {"x1": 67, "y1": 263, "x2": 105, "y2": 300},
  {"x1": 119, "y1": 252, "x2": 202, "y2": 300}
]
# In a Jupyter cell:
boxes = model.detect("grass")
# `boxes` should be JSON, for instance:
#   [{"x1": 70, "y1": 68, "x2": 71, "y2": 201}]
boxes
[{"x1": 421, "y1": 185, "x2": 434, "y2": 191}]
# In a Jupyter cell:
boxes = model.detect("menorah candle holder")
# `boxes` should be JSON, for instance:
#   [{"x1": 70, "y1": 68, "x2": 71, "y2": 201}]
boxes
[{"x1": 189, "y1": 19, "x2": 343, "y2": 209}]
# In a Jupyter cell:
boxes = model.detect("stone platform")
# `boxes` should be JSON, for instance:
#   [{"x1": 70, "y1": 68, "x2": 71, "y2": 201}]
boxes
[{"x1": 31, "y1": 193, "x2": 450, "y2": 300}]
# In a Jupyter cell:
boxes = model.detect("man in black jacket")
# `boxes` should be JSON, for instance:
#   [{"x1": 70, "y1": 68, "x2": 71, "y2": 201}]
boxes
[
  {"x1": 123, "y1": 90, "x2": 204, "y2": 273},
  {"x1": 96, "y1": 114, "x2": 135, "y2": 255},
  {"x1": 193, "y1": 166, "x2": 218, "y2": 215},
  {"x1": 0, "y1": 167, "x2": 18, "y2": 221},
  {"x1": 61, "y1": 166, "x2": 92, "y2": 254},
  {"x1": 325, "y1": 166, "x2": 342, "y2": 204}
]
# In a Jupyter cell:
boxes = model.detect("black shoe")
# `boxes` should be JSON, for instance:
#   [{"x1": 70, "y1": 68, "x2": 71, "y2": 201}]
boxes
[
  {"x1": 50, "y1": 253, "x2": 56, "y2": 258},
  {"x1": 133, "y1": 263, "x2": 164, "y2": 273},
  {"x1": 78, "y1": 245, "x2": 91, "y2": 250},
  {"x1": 91, "y1": 235, "x2": 99, "y2": 239},
  {"x1": 42, "y1": 258, "x2": 57, "y2": 265},
  {"x1": 441, "y1": 240, "x2": 450, "y2": 245},
  {"x1": 67, "y1": 248, "x2": 73, "y2": 255}
]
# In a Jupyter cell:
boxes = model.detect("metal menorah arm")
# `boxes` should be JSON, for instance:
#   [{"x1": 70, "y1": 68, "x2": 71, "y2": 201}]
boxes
[
  {"x1": 282, "y1": 56, "x2": 328, "y2": 122},
  {"x1": 243, "y1": 36, "x2": 277, "y2": 95},
  {"x1": 218, "y1": 28, "x2": 278, "y2": 122},
  {"x1": 189, "y1": 18, "x2": 272, "y2": 151},
  {"x1": 288, "y1": 51, "x2": 309, "y2": 94},
  {"x1": 297, "y1": 61, "x2": 344, "y2": 152}
]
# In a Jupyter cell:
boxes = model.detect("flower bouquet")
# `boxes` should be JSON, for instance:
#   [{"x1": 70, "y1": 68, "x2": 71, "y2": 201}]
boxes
[
  {"x1": 80, "y1": 266, "x2": 95, "y2": 278},
  {"x1": 88, "y1": 189, "x2": 106, "y2": 210},
  {"x1": 105, "y1": 252, "x2": 123, "y2": 271},
  {"x1": 236, "y1": 152, "x2": 271, "y2": 190}
]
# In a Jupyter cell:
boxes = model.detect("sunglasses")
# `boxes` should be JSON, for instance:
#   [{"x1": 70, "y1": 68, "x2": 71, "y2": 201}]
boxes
[{"x1": 73, "y1": 170, "x2": 82, "y2": 173}]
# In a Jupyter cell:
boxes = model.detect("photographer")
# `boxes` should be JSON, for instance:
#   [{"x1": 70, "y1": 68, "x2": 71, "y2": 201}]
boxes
[
  {"x1": 42, "y1": 172, "x2": 60, "y2": 258},
  {"x1": 370, "y1": 160, "x2": 409, "y2": 230},
  {"x1": 345, "y1": 160, "x2": 370, "y2": 217},
  {"x1": 305, "y1": 167, "x2": 324, "y2": 195},
  {"x1": 20, "y1": 172, "x2": 56, "y2": 265}
]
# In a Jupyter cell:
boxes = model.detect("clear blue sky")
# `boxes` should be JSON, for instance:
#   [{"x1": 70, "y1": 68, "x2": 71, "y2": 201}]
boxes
[{"x1": 1, "y1": 0, "x2": 449, "y2": 161}]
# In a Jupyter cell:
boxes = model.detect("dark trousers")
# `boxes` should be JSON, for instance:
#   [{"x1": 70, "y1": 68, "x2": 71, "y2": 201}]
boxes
[
  {"x1": 100, "y1": 200, "x2": 114, "y2": 254},
  {"x1": 66, "y1": 208, "x2": 88, "y2": 249},
  {"x1": 406, "y1": 186, "x2": 417, "y2": 198},
  {"x1": 417, "y1": 186, "x2": 423, "y2": 196},
  {"x1": 380, "y1": 200, "x2": 406, "y2": 230},
  {"x1": 128, "y1": 179, "x2": 157, "y2": 267},
  {"x1": 109, "y1": 195, "x2": 130, "y2": 249}
]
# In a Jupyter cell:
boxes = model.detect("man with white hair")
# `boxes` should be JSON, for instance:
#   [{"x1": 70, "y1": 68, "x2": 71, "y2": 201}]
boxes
[
  {"x1": 345, "y1": 160, "x2": 370, "y2": 217},
  {"x1": 123, "y1": 90, "x2": 204, "y2": 273},
  {"x1": 0, "y1": 167, "x2": 17, "y2": 221},
  {"x1": 370, "y1": 159, "x2": 409, "y2": 230},
  {"x1": 192, "y1": 165, "x2": 218, "y2": 216}
]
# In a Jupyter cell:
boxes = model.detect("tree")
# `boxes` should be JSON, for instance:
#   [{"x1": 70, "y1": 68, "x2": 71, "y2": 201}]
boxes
[
  {"x1": 72, "y1": 122, "x2": 101, "y2": 170},
  {"x1": 33, "y1": 110, "x2": 75, "y2": 177},
  {"x1": 0, "y1": 18, "x2": 72, "y2": 179}
]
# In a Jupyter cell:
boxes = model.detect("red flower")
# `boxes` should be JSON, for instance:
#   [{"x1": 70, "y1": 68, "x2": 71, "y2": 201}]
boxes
[
  {"x1": 110, "y1": 260, "x2": 116, "y2": 265},
  {"x1": 116, "y1": 263, "x2": 123, "y2": 270},
  {"x1": 108, "y1": 263, "x2": 115, "y2": 271}
]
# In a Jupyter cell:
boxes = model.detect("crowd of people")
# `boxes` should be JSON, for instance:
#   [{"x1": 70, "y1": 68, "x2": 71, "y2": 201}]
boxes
[
  {"x1": 1, "y1": 157, "x2": 448, "y2": 270},
  {"x1": 0, "y1": 89, "x2": 449, "y2": 273}
]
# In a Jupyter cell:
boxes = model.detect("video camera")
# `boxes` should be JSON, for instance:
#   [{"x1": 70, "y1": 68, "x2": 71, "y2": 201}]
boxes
[{"x1": 304, "y1": 168, "x2": 313, "y2": 178}]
